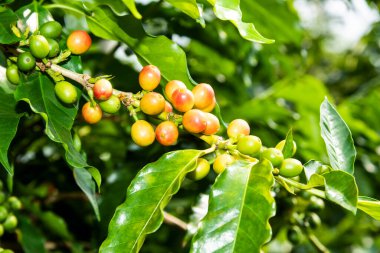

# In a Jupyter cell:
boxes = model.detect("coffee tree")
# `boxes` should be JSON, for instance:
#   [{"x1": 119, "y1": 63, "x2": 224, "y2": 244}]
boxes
[{"x1": 1, "y1": 0, "x2": 380, "y2": 252}]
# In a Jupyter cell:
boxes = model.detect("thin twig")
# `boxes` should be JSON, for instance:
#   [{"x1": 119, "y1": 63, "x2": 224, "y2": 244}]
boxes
[
  {"x1": 163, "y1": 211, "x2": 188, "y2": 231},
  {"x1": 308, "y1": 233, "x2": 330, "y2": 253}
]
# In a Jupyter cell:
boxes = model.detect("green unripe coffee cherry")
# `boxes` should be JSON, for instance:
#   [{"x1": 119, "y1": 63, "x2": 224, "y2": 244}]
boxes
[
  {"x1": 279, "y1": 158, "x2": 303, "y2": 178},
  {"x1": 0, "y1": 192, "x2": 5, "y2": 204},
  {"x1": 260, "y1": 148, "x2": 284, "y2": 167},
  {"x1": 0, "y1": 224, "x2": 3, "y2": 237},
  {"x1": 0, "y1": 181, "x2": 3, "y2": 191},
  {"x1": 29, "y1": 35, "x2": 50, "y2": 59},
  {"x1": 237, "y1": 135, "x2": 262, "y2": 156},
  {"x1": 0, "y1": 206, "x2": 8, "y2": 222},
  {"x1": 287, "y1": 226, "x2": 302, "y2": 245},
  {"x1": 308, "y1": 196, "x2": 325, "y2": 212},
  {"x1": 73, "y1": 132, "x2": 82, "y2": 152},
  {"x1": 276, "y1": 140, "x2": 297, "y2": 156},
  {"x1": 17, "y1": 52, "x2": 36, "y2": 72},
  {"x1": 6, "y1": 65, "x2": 19, "y2": 85},
  {"x1": 54, "y1": 81, "x2": 78, "y2": 104},
  {"x1": 304, "y1": 212, "x2": 321, "y2": 229},
  {"x1": 7, "y1": 196, "x2": 22, "y2": 211},
  {"x1": 46, "y1": 38, "x2": 60, "y2": 58},
  {"x1": 213, "y1": 154, "x2": 234, "y2": 174},
  {"x1": 188, "y1": 158, "x2": 210, "y2": 180},
  {"x1": 99, "y1": 95, "x2": 121, "y2": 114},
  {"x1": 39, "y1": 21, "x2": 62, "y2": 39},
  {"x1": 3, "y1": 214, "x2": 17, "y2": 232},
  {"x1": 1, "y1": 249, "x2": 15, "y2": 253}
]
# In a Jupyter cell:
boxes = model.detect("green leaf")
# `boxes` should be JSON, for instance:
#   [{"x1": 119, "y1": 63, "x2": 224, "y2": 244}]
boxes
[
  {"x1": 15, "y1": 2, "x2": 53, "y2": 32},
  {"x1": 191, "y1": 160, "x2": 275, "y2": 253},
  {"x1": 165, "y1": 0, "x2": 204, "y2": 26},
  {"x1": 0, "y1": 8, "x2": 21, "y2": 44},
  {"x1": 320, "y1": 98, "x2": 356, "y2": 174},
  {"x1": 100, "y1": 150, "x2": 203, "y2": 253},
  {"x1": 323, "y1": 171, "x2": 358, "y2": 214},
  {"x1": 88, "y1": 167, "x2": 102, "y2": 192},
  {"x1": 19, "y1": 216, "x2": 47, "y2": 253},
  {"x1": 82, "y1": 0, "x2": 128, "y2": 16},
  {"x1": 122, "y1": 0, "x2": 142, "y2": 19},
  {"x1": 303, "y1": 160, "x2": 323, "y2": 181},
  {"x1": 282, "y1": 129, "x2": 294, "y2": 159},
  {"x1": 73, "y1": 167, "x2": 100, "y2": 220},
  {"x1": 40, "y1": 211, "x2": 72, "y2": 240},
  {"x1": 208, "y1": 0, "x2": 274, "y2": 44},
  {"x1": 357, "y1": 196, "x2": 380, "y2": 220},
  {"x1": 14, "y1": 73, "x2": 88, "y2": 168},
  {"x1": 0, "y1": 90, "x2": 22, "y2": 175}
]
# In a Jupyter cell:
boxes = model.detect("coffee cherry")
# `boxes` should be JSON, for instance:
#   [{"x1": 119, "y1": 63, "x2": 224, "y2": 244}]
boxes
[
  {"x1": 308, "y1": 196, "x2": 325, "y2": 212},
  {"x1": 304, "y1": 212, "x2": 321, "y2": 229},
  {"x1": 6, "y1": 65, "x2": 19, "y2": 85},
  {"x1": 99, "y1": 95, "x2": 121, "y2": 114},
  {"x1": 213, "y1": 154, "x2": 234, "y2": 174},
  {"x1": 55, "y1": 81, "x2": 78, "y2": 104},
  {"x1": 287, "y1": 226, "x2": 302, "y2": 245},
  {"x1": 0, "y1": 224, "x2": 3, "y2": 237},
  {"x1": 29, "y1": 35, "x2": 50, "y2": 59},
  {"x1": 139, "y1": 65, "x2": 161, "y2": 91},
  {"x1": 276, "y1": 140, "x2": 297, "y2": 156},
  {"x1": 279, "y1": 158, "x2": 303, "y2": 178},
  {"x1": 227, "y1": 119, "x2": 250, "y2": 139},
  {"x1": 0, "y1": 206, "x2": 8, "y2": 222},
  {"x1": 93, "y1": 79, "x2": 113, "y2": 101},
  {"x1": 203, "y1": 113, "x2": 220, "y2": 135},
  {"x1": 3, "y1": 214, "x2": 17, "y2": 232},
  {"x1": 46, "y1": 38, "x2": 60, "y2": 58},
  {"x1": 164, "y1": 101, "x2": 173, "y2": 112},
  {"x1": 165, "y1": 80, "x2": 186, "y2": 102},
  {"x1": 17, "y1": 52, "x2": 36, "y2": 72},
  {"x1": 260, "y1": 147, "x2": 284, "y2": 167},
  {"x1": 0, "y1": 192, "x2": 5, "y2": 204},
  {"x1": 237, "y1": 135, "x2": 262, "y2": 156},
  {"x1": 140, "y1": 92, "x2": 166, "y2": 115},
  {"x1": 39, "y1": 20, "x2": 62, "y2": 39},
  {"x1": 131, "y1": 120, "x2": 155, "y2": 147},
  {"x1": 7, "y1": 196, "x2": 22, "y2": 211},
  {"x1": 192, "y1": 83, "x2": 215, "y2": 110},
  {"x1": 155, "y1": 121, "x2": 178, "y2": 146},
  {"x1": 67, "y1": 30, "x2": 92, "y2": 55},
  {"x1": 202, "y1": 96, "x2": 216, "y2": 112},
  {"x1": 188, "y1": 158, "x2": 210, "y2": 180},
  {"x1": 82, "y1": 102, "x2": 102, "y2": 124},
  {"x1": 172, "y1": 88, "x2": 194, "y2": 112},
  {"x1": 183, "y1": 109, "x2": 207, "y2": 133}
]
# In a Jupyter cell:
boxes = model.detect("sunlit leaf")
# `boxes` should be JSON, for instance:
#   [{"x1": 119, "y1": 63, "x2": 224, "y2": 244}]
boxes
[
  {"x1": 357, "y1": 196, "x2": 380, "y2": 220},
  {"x1": 0, "y1": 8, "x2": 21, "y2": 44},
  {"x1": 192, "y1": 160, "x2": 275, "y2": 253},
  {"x1": 282, "y1": 128, "x2": 294, "y2": 158},
  {"x1": 122, "y1": 0, "x2": 142, "y2": 19},
  {"x1": 165, "y1": 0, "x2": 204, "y2": 26},
  {"x1": 320, "y1": 98, "x2": 356, "y2": 174},
  {"x1": 15, "y1": 2, "x2": 53, "y2": 32}
]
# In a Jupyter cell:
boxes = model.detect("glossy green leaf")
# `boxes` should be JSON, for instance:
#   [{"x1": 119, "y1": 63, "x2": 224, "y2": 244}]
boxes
[
  {"x1": 320, "y1": 98, "x2": 356, "y2": 174},
  {"x1": 82, "y1": 0, "x2": 128, "y2": 16},
  {"x1": 165, "y1": 0, "x2": 204, "y2": 25},
  {"x1": 88, "y1": 167, "x2": 102, "y2": 192},
  {"x1": 357, "y1": 196, "x2": 380, "y2": 220},
  {"x1": 19, "y1": 216, "x2": 46, "y2": 253},
  {"x1": 100, "y1": 149, "x2": 203, "y2": 253},
  {"x1": 40, "y1": 211, "x2": 72, "y2": 240},
  {"x1": 208, "y1": 0, "x2": 274, "y2": 44},
  {"x1": 191, "y1": 160, "x2": 275, "y2": 253},
  {"x1": 0, "y1": 8, "x2": 21, "y2": 44},
  {"x1": 323, "y1": 171, "x2": 358, "y2": 214},
  {"x1": 74, "y1": 167, "x2": 100, "y2": 220},
  {"x1": 303, "y1": 160, "x2": 323, "y2": 181},
  {"x1": 0, "y1": 90, "x2": 22, "y2": 175},
  {"x1": 122, "y1": 0, "x2": 142, "y2": 19},
  {"x1": 14, "y1": 73, "x2": 87, "y2": 168},
  {"x1": 282, "y1": 129, "x2": 294, "y2": 158},
  {"x1": 15, "y1": 2, "x2": 53, "y2": 32}
]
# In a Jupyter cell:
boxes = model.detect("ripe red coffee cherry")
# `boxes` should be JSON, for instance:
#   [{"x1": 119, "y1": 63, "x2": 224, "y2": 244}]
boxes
[
  {"x1": 67, "y1": 30, "x2": 92, "y2": 55},
  {"x1": 131, "y1": 120, "x2": 155, "y2": 147},
  {"x1": 213, "y1": 153, "x2": 235, "y2": 174},
  {"x1": 183, "y1": 109, "x2": 207, "y2": 133},
  {"x1": 155, "y1": 121, "x2": 179, "y2": 146},
  {"x1": 99, "y1": 95, "x2": 121, "y2": 114},
  {"x1": 203, "y1": 113, "x2": 220, "y2": 135},
  {"x1": 139, "y1": 65, "x2": 161, "y2": 91},
  {"x1": 55, "y1": 81, "x2": 78, "y2": 104},
  {"x1": 165, "y1": 80, "x2": 186, "y2": 102},
  {"x1": 164, "y1": 101, "x2": 173, "y2": 112},
  {"x1": 172, "y1": 88, "x2": 194, "y2": 112},
  {"x1": 192, "y1": 83, "x2": 215, "y2": 110},
  {"x1": 82, "y1": 102, "x2": 102, "y2": 124},
  {"x1": 202, "y1": 96, "x2": 216, "y2": 112},
  {"x1": 227, "y1": 119, "x2": 250, "y2": 139},
  {"x1": 188, "y1": 158, "x2": 210, "y2": 180},
  {"x1": 140, "y1": 92, "x2": 166, "y2": 115},
  {"x1": 93, "y1": 79, "x2": 113, "y2": 101}
]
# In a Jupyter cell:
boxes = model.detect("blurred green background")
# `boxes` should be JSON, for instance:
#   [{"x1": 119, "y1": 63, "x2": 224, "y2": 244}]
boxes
[{"x1": 2, "y1": 0, "x2": 380, "y2": 252}]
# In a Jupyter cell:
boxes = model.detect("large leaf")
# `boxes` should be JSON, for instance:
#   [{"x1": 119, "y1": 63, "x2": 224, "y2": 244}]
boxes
[
  {"x1": 303, "y1": 160, "x2": 324, "y2": 181},
  {"x1": 165, "y1": 0, "x2": 204, "y2": 25},
  {"x1": 15, "y1": 2, "x2": 53, "y2": 32},
  {"x1": 19, "y1": 216, "x2": 46, "y2": 253},
  {"x1": 320, "y1": 98, "x2": 356, "y2": 174},
  {"x1": 357, "y1": 196, "x2": 380, "y2": 220},
  {"x1": 207, "y1": 0, "x2": 274, "y2": 44},
  {"x1": 323, "y1": 171, "x2": 358, "y2": 214},
  {"x1": 0, "y1": 8, "x2": 21, "y2": 44},
  {"x1": 0, "y1": 90, "x2": 22, "y2": 175},
  {"x1": 191, "y1": 160, "x2": 275, "y2": 253},
  {"x1": 14, "y1": 73, "x2": 87, "y2": 168},
  {"x1": 100, "y1": 149, "x2": 203, "y2": 253},
  {"x1": 82, "y1": 0, "x2": 128, "y2": 16},
  {"x1": 122, "y1": 0, "x2": 142, "y2": 19}
]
